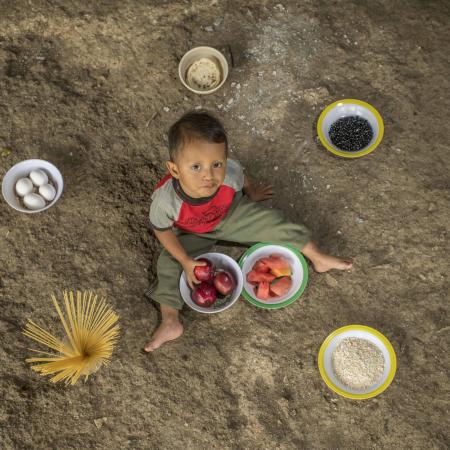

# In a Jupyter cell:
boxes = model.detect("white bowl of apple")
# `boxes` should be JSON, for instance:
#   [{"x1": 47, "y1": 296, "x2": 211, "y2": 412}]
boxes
[{"x1": 179, "y1": 252, "x2": 243, "y2": 314}]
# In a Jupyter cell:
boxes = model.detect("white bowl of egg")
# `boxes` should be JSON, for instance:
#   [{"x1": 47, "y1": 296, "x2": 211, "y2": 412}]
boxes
[{"x1": 2, "y1": 159, "x2": 63, "y2": 213}]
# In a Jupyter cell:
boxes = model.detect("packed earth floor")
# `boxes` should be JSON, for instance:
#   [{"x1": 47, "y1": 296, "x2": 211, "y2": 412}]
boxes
[{"x1": 1, "y1": 1, "x2": 449, "y2": 449}]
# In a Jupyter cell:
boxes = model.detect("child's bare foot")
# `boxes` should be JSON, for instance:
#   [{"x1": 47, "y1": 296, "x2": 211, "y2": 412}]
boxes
[
  {"x1": 301, "y1": 241, "x2": 353, "y2": 273},
  {"x1": 144, "y1": 305, "x2": 183, "y2": 352},
  {"x1": 311, "y1": 253, "x2": 353, "y2": 273},
  {"x1": 144, "y1": 318, "x2": 183, "y2": 352}
]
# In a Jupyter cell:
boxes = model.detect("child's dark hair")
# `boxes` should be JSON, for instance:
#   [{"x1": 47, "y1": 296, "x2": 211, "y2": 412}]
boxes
[{"x1": 168, "y1": 111, "x2": 228, "y2": 161}]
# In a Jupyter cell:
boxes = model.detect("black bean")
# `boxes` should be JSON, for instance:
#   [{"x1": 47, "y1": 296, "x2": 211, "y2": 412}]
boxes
[{"x1": 329, "y1": 116, "x2": 374, "y2": 152}]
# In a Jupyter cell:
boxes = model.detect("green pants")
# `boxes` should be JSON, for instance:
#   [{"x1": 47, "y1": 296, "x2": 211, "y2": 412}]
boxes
[{"x1": 150, "y1": 195, "x2": 311, "y2": 309}]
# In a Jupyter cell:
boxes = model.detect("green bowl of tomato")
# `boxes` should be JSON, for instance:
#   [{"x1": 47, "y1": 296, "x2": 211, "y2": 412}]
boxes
[{"x1": 238, "y1": 242, "x2": 308, "y2": 309}]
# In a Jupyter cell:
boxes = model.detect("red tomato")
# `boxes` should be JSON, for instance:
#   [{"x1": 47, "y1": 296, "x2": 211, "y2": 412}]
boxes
[
  {"x1": 246, "y1": 270, "x2": 276, "y2": 284},
  {"x1": 269, "y1": 276, "x2": 292, "y2": 297},
  {"x1": 254, "y1": 281, "x2": 270, "y2": 300},
  {"x1": 266, "y1": 254, "x2": 291, "y2": 272},
  {"x1": 252, "y1": 259, "x2": 270, "y2": 273}
]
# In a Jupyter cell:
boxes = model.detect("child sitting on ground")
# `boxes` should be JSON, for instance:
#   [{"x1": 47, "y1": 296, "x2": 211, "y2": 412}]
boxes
[{"x1": 144, "y1": 111, "x2": 352, "y2": 351}]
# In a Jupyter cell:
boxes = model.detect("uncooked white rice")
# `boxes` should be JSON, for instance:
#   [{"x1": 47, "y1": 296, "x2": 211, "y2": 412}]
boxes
[{"x1": 331, "y1": 337, "x2": 385, "y2": 390}]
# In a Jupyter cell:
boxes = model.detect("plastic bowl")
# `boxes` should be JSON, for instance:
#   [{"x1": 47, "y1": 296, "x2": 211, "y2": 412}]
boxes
[
  {"x1": 318, "y1": 325, "x2": 397, "y2": 399},
  {"x1": 239, "y1": 243, "x2": 308, "y2": 309},
  {"x1": 2, "y1": 159, "x2": 64, "y2": 213},
  {"x1": 178, "y1": 46, "x2": 229, "y2": 95},
  {"x1": 317, "y1": 99, "x2": 384, "y2": 158},
  {"x1": 180, "y1": 252, "x2": 243, "y2": 314}
]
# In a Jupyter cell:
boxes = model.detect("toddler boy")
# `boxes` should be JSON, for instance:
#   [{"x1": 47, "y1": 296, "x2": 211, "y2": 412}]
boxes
[{"x1": 145, "y1": 111, "x2": 352, "y2": 351}]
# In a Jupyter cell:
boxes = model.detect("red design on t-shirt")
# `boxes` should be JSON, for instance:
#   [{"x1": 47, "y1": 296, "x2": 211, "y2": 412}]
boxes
[
  {"x1": 154, "y1": 173, "x2": 172, "y2": 190},
  {"x1": 175, "y1": 185, "x2": 235, "y2": 233}
]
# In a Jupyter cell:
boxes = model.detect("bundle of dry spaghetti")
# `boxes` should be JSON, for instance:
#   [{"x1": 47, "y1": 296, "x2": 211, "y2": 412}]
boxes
[{"x1": 23, "y1": 290, "x2": 120, "y2": 385}]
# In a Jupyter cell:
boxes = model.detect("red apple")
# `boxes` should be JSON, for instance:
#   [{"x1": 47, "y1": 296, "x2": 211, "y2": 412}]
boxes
[
  {"x1": 213, "y1": 270, "x2": 235, "y2": 296},
  {"x1": 194, "y1": 258, "x2": 215, "y2": 282},
  {"x1": 191, "y1": 282, "x2": 217, "y2": 307}
]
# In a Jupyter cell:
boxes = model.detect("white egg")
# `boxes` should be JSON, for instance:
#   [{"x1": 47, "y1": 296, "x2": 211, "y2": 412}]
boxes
[
  {"x1": 39, "y1": 183, "x2": 56, "y2": 202},
  {"x1": 15, "y1": 177, "x2": 34, "y2": 197},
  {"x1": 23, "y1": 193, "x2": 46, "y2": 210},
  {"x1": 29, "y1": 169, "x2": 48, "y2": 187}
]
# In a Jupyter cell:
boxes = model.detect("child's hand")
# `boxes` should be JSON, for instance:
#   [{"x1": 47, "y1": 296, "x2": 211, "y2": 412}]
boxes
[
  {"x1": 244, "y1": 183, "x2": 274, "y2": 202},
  {"x1": 181, "y1": 258, "x2": 207, "y2": 289}
]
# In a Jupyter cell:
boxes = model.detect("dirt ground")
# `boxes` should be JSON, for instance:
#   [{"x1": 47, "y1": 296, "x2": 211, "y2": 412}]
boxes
[{"x1": 1, "y1": 1, "x2": 449, "y2": 449}]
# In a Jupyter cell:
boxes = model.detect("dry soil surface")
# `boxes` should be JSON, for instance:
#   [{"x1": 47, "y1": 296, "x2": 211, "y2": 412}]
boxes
[{"x1": 1, "y1": 1, "x2": 449, "y2": 449}]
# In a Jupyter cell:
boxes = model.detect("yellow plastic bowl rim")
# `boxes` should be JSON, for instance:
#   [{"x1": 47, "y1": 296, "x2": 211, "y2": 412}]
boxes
[
  {"x1": 318, "y1": 324, "x2": 397, "y2": 399},
  {"x1": 317, "y1": 99, "x2": 384, "y2": 158}
]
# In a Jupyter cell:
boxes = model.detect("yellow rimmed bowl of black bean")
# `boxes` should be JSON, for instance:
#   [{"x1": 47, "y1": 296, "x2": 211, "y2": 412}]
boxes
[{"x1": 317, "y1": 99, "x2": 384, "y2": 158}]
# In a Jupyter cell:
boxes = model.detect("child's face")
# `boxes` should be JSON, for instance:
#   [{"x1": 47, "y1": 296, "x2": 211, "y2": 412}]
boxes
[{"x1": 166, "y1": 139, "x2": 227, "y2": 198}]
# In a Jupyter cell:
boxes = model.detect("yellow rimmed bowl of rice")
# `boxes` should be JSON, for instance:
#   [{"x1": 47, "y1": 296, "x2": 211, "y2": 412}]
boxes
[{"x1": 318, "y1": 325, "x2": 397, "y2": 399}]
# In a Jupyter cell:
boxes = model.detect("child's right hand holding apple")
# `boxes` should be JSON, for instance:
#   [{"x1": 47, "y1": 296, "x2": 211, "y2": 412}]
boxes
[{"x1": 181, "y1": 258, "x2": 208, "y2": 289}]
